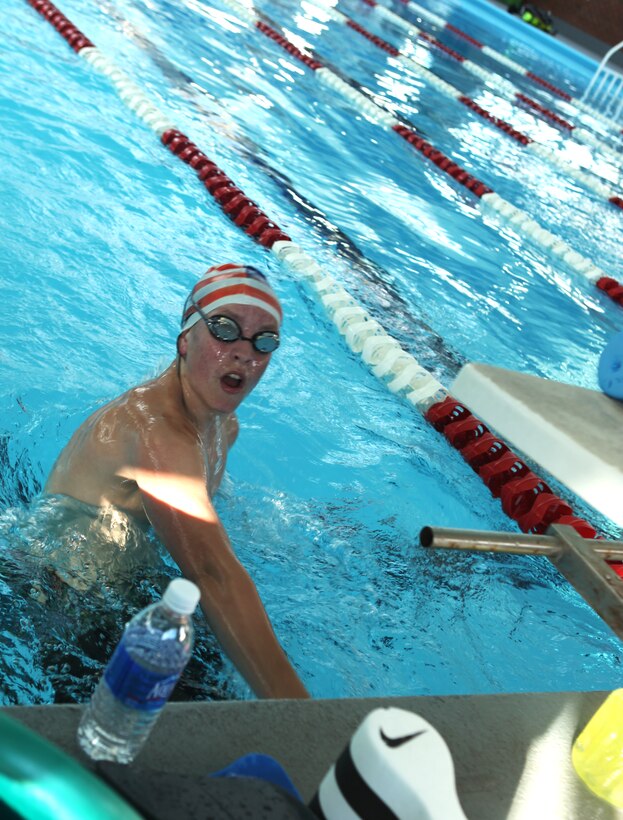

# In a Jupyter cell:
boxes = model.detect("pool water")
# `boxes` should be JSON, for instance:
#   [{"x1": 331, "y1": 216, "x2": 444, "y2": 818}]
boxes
[{"x1": 1, "y1": 0, "x2": 622, "y2": 703}]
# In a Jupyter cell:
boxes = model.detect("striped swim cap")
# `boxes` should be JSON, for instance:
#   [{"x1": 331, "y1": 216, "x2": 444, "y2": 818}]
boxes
[{"x1": 181, "y1": 263, "x2": 282, "y2": 333}]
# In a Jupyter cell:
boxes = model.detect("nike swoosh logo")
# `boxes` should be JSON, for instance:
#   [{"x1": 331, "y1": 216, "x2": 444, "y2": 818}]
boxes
[{"x1": 380, "y1": 728, "x2": 426, "y2": 748}]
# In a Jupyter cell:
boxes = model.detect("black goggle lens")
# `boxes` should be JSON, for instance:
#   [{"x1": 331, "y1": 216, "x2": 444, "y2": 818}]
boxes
[{"x1": 206, "y1": 315, "x2": 279, "y2": 353}]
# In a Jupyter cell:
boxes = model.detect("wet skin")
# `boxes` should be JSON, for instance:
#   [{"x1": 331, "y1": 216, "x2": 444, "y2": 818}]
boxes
[{"x1": 46, "y1": 305, "x2": 309, "y2": 699}]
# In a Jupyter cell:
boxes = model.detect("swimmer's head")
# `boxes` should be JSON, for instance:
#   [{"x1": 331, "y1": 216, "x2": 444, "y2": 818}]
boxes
[{"x1": 181, "y1": 263, "x2": 282, "y2": 334}]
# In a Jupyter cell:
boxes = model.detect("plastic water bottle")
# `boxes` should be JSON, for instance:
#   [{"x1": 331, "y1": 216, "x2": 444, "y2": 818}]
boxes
[
  {"x1": 77, "y1": 578, "x2": 201, "y2": 763},
  {"x1": 572, "y1": 689, "x2": 623, "y2": 808}
]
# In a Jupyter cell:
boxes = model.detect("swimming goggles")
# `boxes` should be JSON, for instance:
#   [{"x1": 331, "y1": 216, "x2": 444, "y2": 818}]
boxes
[{"x1": 193, "y1": 304, "x2": 280, "y2": 353}]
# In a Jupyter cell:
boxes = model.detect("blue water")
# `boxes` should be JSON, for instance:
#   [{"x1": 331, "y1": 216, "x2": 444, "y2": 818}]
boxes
[{"x1": 1, "y1": 0, "x2": 622, "y2": 703}]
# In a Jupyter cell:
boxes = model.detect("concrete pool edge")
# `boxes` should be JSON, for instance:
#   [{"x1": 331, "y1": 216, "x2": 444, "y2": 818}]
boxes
[{"x1": 3, "y1": 690, "x2": 623, "y2": 818}]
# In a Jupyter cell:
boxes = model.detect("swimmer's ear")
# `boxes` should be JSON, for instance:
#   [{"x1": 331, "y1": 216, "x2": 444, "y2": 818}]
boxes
[{"x1": 177, "y1": 332, "x2": 188, "y2": 358}]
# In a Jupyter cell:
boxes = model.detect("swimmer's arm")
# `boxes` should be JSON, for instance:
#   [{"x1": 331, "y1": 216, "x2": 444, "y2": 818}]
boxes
[{"x1": 126, "y1": 436, "x2": 308, "y2": 700}]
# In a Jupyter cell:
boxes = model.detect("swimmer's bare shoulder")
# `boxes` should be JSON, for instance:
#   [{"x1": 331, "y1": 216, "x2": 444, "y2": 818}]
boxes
[
  {"x1": 44, "y1": 369, "x2": 174, "y2": 513},
  {"x1": 45, "y1": 365, "x2": 238, "y2": 520}
]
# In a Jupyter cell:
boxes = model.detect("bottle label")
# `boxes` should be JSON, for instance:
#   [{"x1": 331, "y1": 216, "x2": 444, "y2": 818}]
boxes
[{"x1": 104, "y1": 642, "x2": 181, "y2": 711}]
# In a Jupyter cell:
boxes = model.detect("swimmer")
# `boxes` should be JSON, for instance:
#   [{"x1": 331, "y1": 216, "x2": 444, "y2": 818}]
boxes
[{"x1": 45, "y1": 263, "x2": 309, "y2": 699}]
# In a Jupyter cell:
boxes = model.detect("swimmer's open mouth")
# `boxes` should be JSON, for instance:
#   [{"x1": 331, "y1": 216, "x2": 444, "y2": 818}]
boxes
[{"x1": 221, "y1": 373, "x2": 245, "y2": 393}]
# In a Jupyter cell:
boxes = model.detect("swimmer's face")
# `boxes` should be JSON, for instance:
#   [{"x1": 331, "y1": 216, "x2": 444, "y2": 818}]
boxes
[{"x1": 179, "y1": 304, "x2": 278, "y2": 415}]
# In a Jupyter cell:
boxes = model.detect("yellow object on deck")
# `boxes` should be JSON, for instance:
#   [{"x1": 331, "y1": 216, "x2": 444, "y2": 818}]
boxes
[{"x1": 572, "y1": 689, "x2": 623, "y2": 808}]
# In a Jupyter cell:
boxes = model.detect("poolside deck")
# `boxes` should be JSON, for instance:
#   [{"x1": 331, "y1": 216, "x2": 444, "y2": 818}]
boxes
[{"x1": 4, "y1": 691, "x2": 623, "y2": 819}]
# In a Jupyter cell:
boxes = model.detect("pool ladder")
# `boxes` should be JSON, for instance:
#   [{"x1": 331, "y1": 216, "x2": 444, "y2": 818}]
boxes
[
  {"x1": 580, "y1": 40, "x2": 623, "y2": 138},
  {"x1": 420, "y1": 525, "x2": 623, "y2": 640}
]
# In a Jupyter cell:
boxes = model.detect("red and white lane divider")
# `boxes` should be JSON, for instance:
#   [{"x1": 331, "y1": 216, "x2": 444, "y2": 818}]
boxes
[
  {"x1": 399, "y1": 0, "x2": 623, "y2": 137},
  {"x1": 352, "y1": 0, "x2": 623, "y2": 166},
  {"x1": 25, "y1": 0, "x2": 622, "y2": 552},
  {"x1": 306, "y1": 1, "x2": 623, "y2": 210},
  {"x1": 215, "y1": 0, "x2": 623, "y2": 307}
]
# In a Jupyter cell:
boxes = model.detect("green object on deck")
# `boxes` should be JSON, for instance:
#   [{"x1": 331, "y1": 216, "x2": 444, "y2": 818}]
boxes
[
  {"x1": 506, "y1": 0, "x2": 555, "y2": 33},
  {"x1": 0, "y1": 712, "x2": 141, "y2": 819}
]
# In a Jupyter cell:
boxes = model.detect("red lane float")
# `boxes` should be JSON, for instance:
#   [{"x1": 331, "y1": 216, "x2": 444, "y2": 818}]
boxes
[
  {"x1": 418, "y1": 31, "x2": 465, "y2": 62},
  {"x1": 25, "y1": 0, "x2": 623, "y2": 564},
  {"x1": 515, "y1": 93, "x2": 574, "y2": 131},
  {"x1": 249, "y1": 11, "x2": 497, "y2": 201},
  {"x1": 427, "y1": 394, "x2": 623, "y2": 576},
  {"x1": 312, "y1": 5, "x2": 623, "y2": 299},
  {"x1": 425, "y1": 395, "x2": 599, "y2": 537},
  {"x1": 458, "y1": 97, "x2": 532, "y2": 145},
  {"x1": 328, "y1": 7, "x2": 623, "y2": 222},
  {"x1": 353, "y1": 0, "x2": 623, "y2": 172},
  {"x1": 526, "y1": 71, "x2": 572, "y2": 102},
  {"x1": 27, "y1": 0, "x2": 93, "y2": 50},
  {"x1": 361, "y1": 0, "x2": 468, "y2": 63},
  {"x1": 392, "y1": 124, "x2": 492, "y2": 196},
  {"x1": 27, "y1": 0, "x2": 293, "y2": 249},
  {"x1": 256, "y1": 21, "x2": 324, "y2": 70},
  {"x1": 161, "y1": 129, "x2": 291, "y2": 246},
  {"x1": 393, "y1": 0, "x2": 585, "y2": 107},
  {"x1": 338, "y1": 11, "x2": 538, "y2": 149},
  {"x1": 596, "y1": 276, "x2": 623, "y2": 305},
  {"x1": 445, "y1": 23, "x2": 483, "y2": 49},
  {"x1": 347, "y1": 19, "x2": 400, "y2": 56}
]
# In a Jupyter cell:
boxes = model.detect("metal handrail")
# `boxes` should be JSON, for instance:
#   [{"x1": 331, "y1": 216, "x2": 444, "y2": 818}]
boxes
[
  {"x1": 581, "y1": 40, "x2": 623, "y2": 125},
  {"x1": 420, "y1": 525, "x2": 623, "y2": 640}
]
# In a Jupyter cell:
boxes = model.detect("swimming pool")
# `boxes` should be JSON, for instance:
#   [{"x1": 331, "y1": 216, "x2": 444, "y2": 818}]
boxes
[{"x1": 2, "y1": 0, "x2": 622, "y2": 704}]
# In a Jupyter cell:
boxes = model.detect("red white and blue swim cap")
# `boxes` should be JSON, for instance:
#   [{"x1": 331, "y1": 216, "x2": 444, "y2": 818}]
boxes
[{"x1": 181, "y1": 263, "x2": 283, "y2": 333}]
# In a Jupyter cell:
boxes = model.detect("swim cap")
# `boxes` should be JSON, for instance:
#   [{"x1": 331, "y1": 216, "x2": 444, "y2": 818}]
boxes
[{"x1": 181, "y1": 264, "x2": 282, "y2": 333}]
